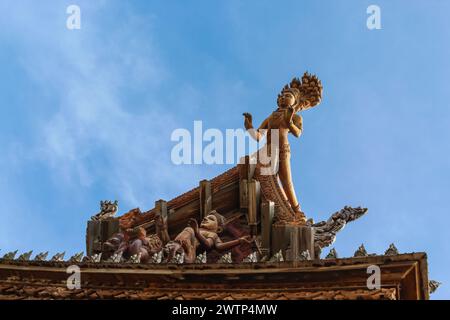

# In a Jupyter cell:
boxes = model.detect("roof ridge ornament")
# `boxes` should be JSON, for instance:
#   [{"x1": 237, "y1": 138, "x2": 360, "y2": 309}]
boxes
[
  {"x1": 218, "y1": 252, "x2": 232, "y2": 264},
  {"x1": 69, "y1": 252, "x2": 84, "y2": 263},
  {"x1": 51, "y1": 252, "x2": 66, "y2": 262},
  {"x1": 429, "y1": 280, "x2": 441, "y2": 294},
  {"x1": 195, "y1": 251, "x2": 207, "y2": 264},
  {"x1": 325, "y1": 248, "x2": 338, "y2": 259},
  {"x1": 353, "y1": 244, "x2": 368, "y2": 257},
  {"x1": 269, "y1": 250, "x2": 284, "y2": 262},
  {"x1": 34, "y1": 251, "x2": 49, "y2": 261},
  {"x1": 384, "y1": 243, "x2": 399, "y2": 256},
  {"x1": 2, "y1": 250, "x2": 18, "y2": 260},
  {"x1": 17, "y1": 251, "x2": 33, "y2": 261},
  {"x1": 91, "y1": 200, "x2": 119, "y2": 221}
]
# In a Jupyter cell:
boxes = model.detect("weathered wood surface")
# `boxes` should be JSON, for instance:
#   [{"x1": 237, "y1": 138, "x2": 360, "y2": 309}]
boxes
[
  {"x1": 261, "y1": 201, "x2": 275, "y2": 256},
  {"x1": 272, "y1": 225, "x2": 315, "y2": 260},
  {"x1": 86, "y1": 219, "x2": 119, "y2": 256},
  {"x1": 0, "y1": 253, "x2": 429, "y2": 300}
]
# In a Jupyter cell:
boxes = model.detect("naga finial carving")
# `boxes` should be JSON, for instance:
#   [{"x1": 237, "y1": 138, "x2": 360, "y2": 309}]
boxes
[{"x1": 91, "y1": 200, "x2": 118, "y2": 221}]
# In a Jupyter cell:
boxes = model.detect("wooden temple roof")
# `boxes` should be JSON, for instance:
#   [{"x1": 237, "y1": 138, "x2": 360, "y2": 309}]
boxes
[
  {"x1": 117, "y1": 166, "x2": 240, "y2": 230},
  {"x1": 0, "y1": 253, "x2": 429, "y2": 300}
]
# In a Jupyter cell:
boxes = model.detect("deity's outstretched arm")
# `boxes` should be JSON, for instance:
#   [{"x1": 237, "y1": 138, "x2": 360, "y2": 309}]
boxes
[
  {"x1": 243, "y1": 113, "x2": 269, "y2": 141},
  {"x1": 215, "y1": 236, "x2": 251, "y2": 252}
]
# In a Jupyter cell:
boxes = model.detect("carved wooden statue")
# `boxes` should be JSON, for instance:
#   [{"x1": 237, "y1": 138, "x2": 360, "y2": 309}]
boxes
[
  {"x1": 91, "y1": 200, "x2": 119, "y2": 221},
  {"x1": 103, "y1": 213, "x2": 170, "y2": 263},
  {"x1": 243, "y1": 72, "x2": 322, "y2": 224},
  {"x1": 163, "y1": 210, "x2": 252, "y2": 263}
]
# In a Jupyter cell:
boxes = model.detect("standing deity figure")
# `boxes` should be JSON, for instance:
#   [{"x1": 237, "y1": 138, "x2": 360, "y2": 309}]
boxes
[
  {"x1": 163, "y1": 210, "x2": 252, "y2": 263},
  {"x1": 243, "y1": 72, "x2": 322, "y2": 224}
]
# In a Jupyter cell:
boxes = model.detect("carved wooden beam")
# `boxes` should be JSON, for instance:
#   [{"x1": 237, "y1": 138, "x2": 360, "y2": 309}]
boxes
[
  {"x1": 239, "y1": 179, "x2": 248, "y2": 210},
  {"x1": 261, "y1": 201, "x2": 274, "y2": 257},
  {"x1": 199, "y1": 179, "x2": 212, "y2": 219},
  {"x1": 238, "y1": 155, "x2": 250, "y2": 180},
  {"x1": 247, "y1": 179, "x2": 260, "y2": 236},
  {"x1": 272, "y1": 225, "x2": 315, "y2": 261},
  {"x1": 135, "y1": 202, "x2": 167, "y2": 232},
  {"x1": 155, "y1": 199, "x2": 168, "y2": 220}
]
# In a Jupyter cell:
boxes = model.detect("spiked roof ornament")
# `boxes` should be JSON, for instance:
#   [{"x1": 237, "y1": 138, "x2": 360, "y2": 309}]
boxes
[
  {"x1": 269, "y1": 250, "x2": 284, "y2": 262},
  {"x1": 172, "y1": 252, "x2": 184, "y2": 264},
  {"x1": 195, "y1": 252, "x2": 207, "y2": 264},
  {"x1": 299, "y1": 250, "x2": 312, "y2": 261},
  {"x1": 429, "y1": 280, "x2": 441, "y2": 294},
  {"x1": 107, "y1": 252, "x2": 123, "y2": 263},
  {"x1": 34, "y1": 251, "x2": 49, "y2": 261},
  {"x1": 2, "y1": 250, "x2": 18, "y2": 260},
  {"x1": 50, "y1": 252, "x2": 66, "y2": 262},
  {"x1": 243, "y1": 252, "x2": 258, "y2": 263},
  {"x1": 384, "y1": 243, "x2": 399, "y2": 256},
  {"x1": 129, "y1": 253, "x2": 141, "y2": 264},
  {"x1": 325, "y1": 248, "x2": 338, "y2": 259},
  {"x1": 90, "y1": 253, "x2": 102, "y2": 263},
  {"x1": 218, "y1": 252, "x2": 233, "y2": 264},
  {"x1": 354, "y1": 244, "x2": 368, "y2": 257},
  {"x1": 17, "y1": 251, "x2": 33, "y2": 261},
  {"x1": 151, "y1": 251, "x2": 162, "y2": 264},
  {"x1": 69, "y1": 252, "x2": 84, "y2": 263}
]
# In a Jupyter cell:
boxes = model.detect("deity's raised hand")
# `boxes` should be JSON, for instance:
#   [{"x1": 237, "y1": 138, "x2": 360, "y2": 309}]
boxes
[
  {"x1": 243, "y1": 112, "x2": 253, "y2": 129},
  {"x1": 188, "y1": 218, "x2": 199, "y2": 233},
  {"x1": 285, "y1": 106, "x2": 295, "y2": 123}
]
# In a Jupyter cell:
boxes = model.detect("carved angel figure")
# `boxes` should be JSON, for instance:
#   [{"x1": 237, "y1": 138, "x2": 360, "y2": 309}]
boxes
[{"x1": 243, "y1": 72, "x2": 322, "y2": 224}]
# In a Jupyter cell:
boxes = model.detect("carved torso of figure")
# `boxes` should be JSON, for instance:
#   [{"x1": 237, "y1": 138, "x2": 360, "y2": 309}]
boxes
[
  {"x1": 163, "y1": 212, "x2": 251, "y2": 263},
  {"x1": 267, "y1": 109, "x2": 291, "y2": 149},
  {"x1": 175, "y1": 226, "x2": 219, "y2": 253}
]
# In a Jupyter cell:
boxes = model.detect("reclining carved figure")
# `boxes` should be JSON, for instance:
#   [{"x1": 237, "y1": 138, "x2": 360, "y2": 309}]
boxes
[
  {"x1": 103, "y1": 213, "x2": 170, "y2": 263},
  {"x1": 163, "y1": 210, "x2": 253, "y2": 263}
]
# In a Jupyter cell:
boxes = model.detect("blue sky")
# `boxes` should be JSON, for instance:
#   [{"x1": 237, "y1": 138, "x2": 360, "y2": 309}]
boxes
[{"x1": 0, "y1": 0, "x2": 449, "y2": 299}]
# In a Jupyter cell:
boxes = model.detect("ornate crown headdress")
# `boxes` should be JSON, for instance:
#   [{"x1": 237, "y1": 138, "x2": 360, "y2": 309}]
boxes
[{"x1": 280, "y1": 72, "x2": 323, "y2": 111}]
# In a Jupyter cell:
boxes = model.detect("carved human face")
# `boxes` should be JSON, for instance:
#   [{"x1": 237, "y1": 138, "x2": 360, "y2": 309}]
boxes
[
  {"x1": 278, "y1": 91, "x2": 296, "y2": 109},
  {"x1": 200, "y1": 214, "x2": 219, "y2": 231}
]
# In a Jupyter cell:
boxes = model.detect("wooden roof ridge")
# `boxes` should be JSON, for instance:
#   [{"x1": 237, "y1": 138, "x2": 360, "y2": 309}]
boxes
[
  {"x1": 0, "y1": 252, "x2": 429, "y2": 300},
  {"x1": 118, "y1": 166, "x2": 239, "y2": 226},
  {"x1": 0, "y1": 252, "x2": 428, "y2": 270}
]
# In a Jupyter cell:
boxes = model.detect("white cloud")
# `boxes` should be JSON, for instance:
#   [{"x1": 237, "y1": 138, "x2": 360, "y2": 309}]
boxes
[{"x1": 0, "y1": 1, "x2": 203, "y2": 211}]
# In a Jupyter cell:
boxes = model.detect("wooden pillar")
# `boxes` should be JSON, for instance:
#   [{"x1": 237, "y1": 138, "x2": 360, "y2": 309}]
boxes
[
  {"x1": 86, "y1": 218, "x2": 119, "y2": 256},
  {"x1": 199, "y1": 179, "x2": 212, "y2": 219},
  {"x1": 238, "y1": 155, "x2": 250, "y2": 180},
  {"x1": 238, "y1": 154, "x2": 257, "y2": 180},
  {"x1": 248, "y1": 153, "x2": 257, "y2": 180},
  {"x1": 155, "y1": 199, "x2": 168, "y2": 221},
  {"x1": 155, "y1": 199, "x2": 170, "y2": 244},
  {"x1": 261, "y1": 201, "x2": 274, "y2": 256},
  {"x1": 247, "y1": 179, "x2": 260, "y2": 236},
  {"x1": 272, "y1": 225, "x2": 315, "y2": 261},
  {"x1": 239, "y1": 156, "x2": 249, "y2": 212},
  {"x1": 239, "y1": 156, "x2": 261, "y2": 236},
  {"x1": 240, "y1": 179, "x2": 248, "y2": 211}
]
